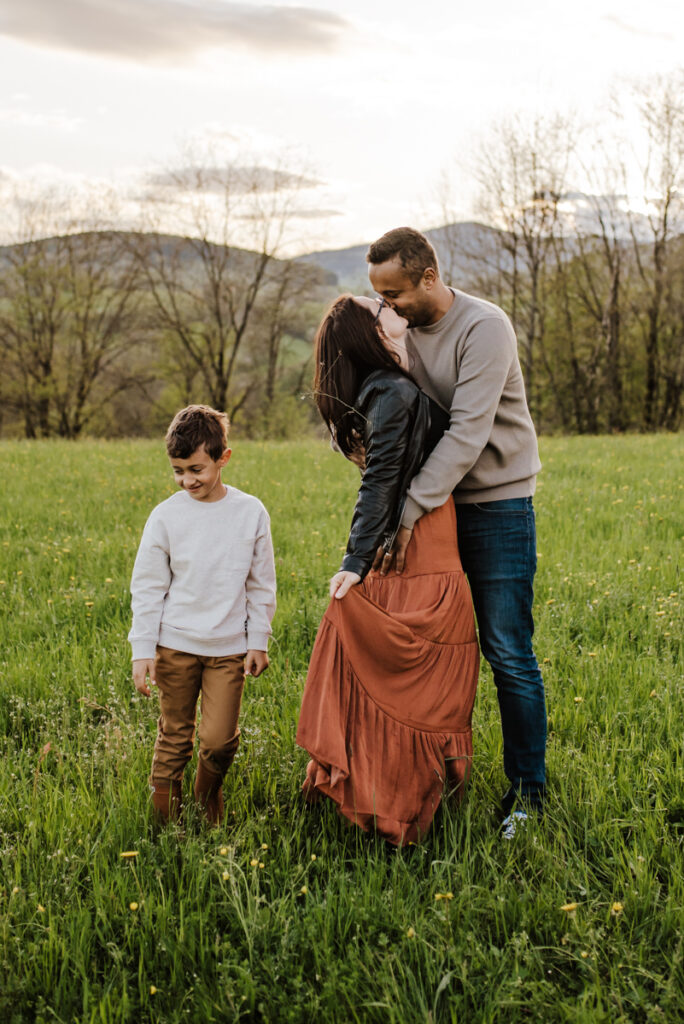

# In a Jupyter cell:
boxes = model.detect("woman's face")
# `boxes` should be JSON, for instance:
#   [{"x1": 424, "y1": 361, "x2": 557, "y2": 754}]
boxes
[{"x1": 353, "y1": 295, "x2": 409, "y2": 370}]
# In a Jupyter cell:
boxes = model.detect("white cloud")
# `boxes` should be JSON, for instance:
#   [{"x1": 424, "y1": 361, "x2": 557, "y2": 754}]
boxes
[
  {"x1": 0, "y1": 107, "x2": 83, "y2": 132},
  {"x1": 147, "y1": 164, "x2": 321, "y2": 194},
  {"x1": 0, "y1": 0, "x2": 350, "y2": 62}
]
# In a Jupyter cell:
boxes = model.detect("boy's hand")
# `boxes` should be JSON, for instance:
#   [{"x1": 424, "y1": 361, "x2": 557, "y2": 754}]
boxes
[
  {"x1": 329, "y1": 570, "x2": 361, "y2": 599},
  {"x1": 132, "y1": 658, "x2": 156, "y2": 697},
  {"x1": 245, "y1": 650, "x2": 269, "y2": 678}
]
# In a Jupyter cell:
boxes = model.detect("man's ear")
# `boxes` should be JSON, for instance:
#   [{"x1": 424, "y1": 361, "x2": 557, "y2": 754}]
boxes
[{"x1": 423, "y1": 267, "x2": 437, "y2": 289}]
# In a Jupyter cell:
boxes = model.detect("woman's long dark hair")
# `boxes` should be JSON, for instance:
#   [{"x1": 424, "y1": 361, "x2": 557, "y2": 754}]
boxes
[{"x1": 313, "y1": 295, "x2": 411, "y2": 457}]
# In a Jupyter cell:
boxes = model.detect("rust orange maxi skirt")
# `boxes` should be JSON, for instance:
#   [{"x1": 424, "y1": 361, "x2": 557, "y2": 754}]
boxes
[{"x1": 296, "y1": 499, "x2": 479, "y2": 846}]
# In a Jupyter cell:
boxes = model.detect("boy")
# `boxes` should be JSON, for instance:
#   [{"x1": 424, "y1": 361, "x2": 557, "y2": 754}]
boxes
[{"x1": 129, "y1": 405, "x2": 276, "y2": 825}]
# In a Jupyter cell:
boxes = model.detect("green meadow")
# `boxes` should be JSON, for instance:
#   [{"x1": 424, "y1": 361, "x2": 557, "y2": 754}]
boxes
[{"x1": 0, "y1": 434, "x2": 682, "y2": 1024}]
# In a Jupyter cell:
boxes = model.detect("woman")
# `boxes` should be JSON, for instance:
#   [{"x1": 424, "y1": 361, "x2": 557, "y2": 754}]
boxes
[{"x1": 296, "y1": 295, "x2": 479, "y2": 846}]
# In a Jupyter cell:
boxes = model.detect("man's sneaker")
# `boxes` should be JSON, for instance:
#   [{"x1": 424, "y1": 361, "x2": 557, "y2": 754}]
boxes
[{"x1": 501, "y1": 810, "x2": 528, "y2": 840}]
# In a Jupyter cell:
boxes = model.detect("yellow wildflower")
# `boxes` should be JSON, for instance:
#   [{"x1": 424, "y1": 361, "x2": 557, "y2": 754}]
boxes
[
  {"x1": 406, "y1": 927, "x2": 416, "y2": 939},
  {"x1": 250, "y1": 858, "x2": 258, "y2": 867},
  {"x1": 610, "y1": 902, "x2": 623, "y2": 916},
  {"x1": 120, "y1": 851, "x2": 139, "y2": 859},
  {"x1": 219, "y1": 847, "x2": 228, "y2": 856},
  {"x1": 300, "y1": 885, "x2": 308, "y2": 895},
  {"x1": 560, "y1": 902, "x2": 579, "y2": 912},
  {"x1": 149, "y1": 986, "x2": 157, "y2": 995},
  {"x1": 129, "y1": 902, "x2": 139, "y2": 911}
]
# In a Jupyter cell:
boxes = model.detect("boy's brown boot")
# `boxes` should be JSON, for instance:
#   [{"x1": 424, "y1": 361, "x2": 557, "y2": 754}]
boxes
[
  {"x1": 194, "y1": 760, "x2": 225, "y2": 826},
  {"x1": 150, "y1": 779, "x2": 182, "y2": 823}
]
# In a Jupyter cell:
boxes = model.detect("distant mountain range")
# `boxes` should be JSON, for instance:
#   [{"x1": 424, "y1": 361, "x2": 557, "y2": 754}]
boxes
[{"x1": 297, "y1": 222, "x2": 501, "y2": 291}]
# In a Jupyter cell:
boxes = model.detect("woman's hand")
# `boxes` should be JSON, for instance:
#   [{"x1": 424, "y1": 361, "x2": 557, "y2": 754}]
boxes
[{"x1": 329, "y1": 570, "x2": 361, "y2": 600}]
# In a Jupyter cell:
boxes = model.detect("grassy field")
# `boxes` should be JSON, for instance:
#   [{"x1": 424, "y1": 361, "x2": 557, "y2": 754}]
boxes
[{"x1": 0, "y1": 434, "x2": 681, "y2": 1024}]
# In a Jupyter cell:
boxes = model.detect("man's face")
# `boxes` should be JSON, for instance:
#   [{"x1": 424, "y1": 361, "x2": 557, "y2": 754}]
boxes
[{"x1": 368, "y1": 258, "x2": 440, "y2": 328}]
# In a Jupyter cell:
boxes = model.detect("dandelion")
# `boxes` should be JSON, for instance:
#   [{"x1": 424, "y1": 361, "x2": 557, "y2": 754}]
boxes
[
  {"x1": 258, "y1": 862, "x2": 265, "y2": 869},
  {"x1": 149, "y1": 986, "x2": 157, "y2": 995},
  {"x1": 250, "y1": 858, "x2": 258, "y2": 867},
  {"x1": 222, "y1": 871, "x2": 230, "y2": 881},
  {"x1": 434, "y1": 892, "x2": 453, "y2": 901},
  {"x1": 219, "y1": 847, "x2": 228, "y2": 856},
  {"x1": 650, "y1": 690, "x2": 657, "y2": 698},
  {"x1": 587, "y1": 652, "x2": 597, "y2": 657},
  {"x1": 560, "y1": 902, "x2": 579, "y2": 913},
  {"x1": 11, "y1": 886, "x2": 19, "y2": 895},
  {"x1": 129, "y1": 902, "x2": 139, "y2": 911},
  {"x1": 580, "y1": 951, "x2": 589, "y2": 959},
  {"x1": 406, "y1": 927, "x2": 416, "y2": 938},
  {"x1": 37, "y1": 904, "x2": 45, "y2": 913},
  {"x1": 610, "y1": 901, "x2": 623, "y2": 916},
  {"x1": 310, "y1": 854, "x2": 317, "y2": 861},
  {"x1": 261, "y1": 843, "x2": 268, "y2": 850},
  {"x1": 300, "y1": 885, "x2": 308, "y2": 895},
  {"x1": 574, "y1": 696, "x2": 584, "y2": 704},
  {"x1": 120, "y1": 851, "x2": 139, "y2": 859}
]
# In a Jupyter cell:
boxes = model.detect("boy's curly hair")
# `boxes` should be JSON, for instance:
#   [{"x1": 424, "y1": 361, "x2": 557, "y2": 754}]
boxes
[{"x1": 165, "y1": 405, "x2": 230, "y2": 461}]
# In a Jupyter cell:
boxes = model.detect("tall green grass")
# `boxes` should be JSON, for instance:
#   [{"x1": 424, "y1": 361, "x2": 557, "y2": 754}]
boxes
[{"x1": 0, "y1": 435, "x2": 681, "y2": 1023}]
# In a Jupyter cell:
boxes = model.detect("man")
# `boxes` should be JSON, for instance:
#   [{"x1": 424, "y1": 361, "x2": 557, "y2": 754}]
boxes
[{"x1": 367, "y1": 227, "x2": 546, "y2": 836}]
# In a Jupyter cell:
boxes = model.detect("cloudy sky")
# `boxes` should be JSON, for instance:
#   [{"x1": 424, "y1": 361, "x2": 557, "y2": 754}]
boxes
[{"x1": 1, "y1": 0, "x2": 683, "y2": 253}]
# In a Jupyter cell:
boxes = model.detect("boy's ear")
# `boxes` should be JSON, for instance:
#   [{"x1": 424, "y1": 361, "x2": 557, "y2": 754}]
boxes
[{"x1": 219, "y1": 448, "x2": 232, "y2": 467}]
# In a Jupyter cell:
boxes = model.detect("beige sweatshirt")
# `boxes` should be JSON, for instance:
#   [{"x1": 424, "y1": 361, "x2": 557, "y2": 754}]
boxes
[
  {"x1": 129, "y1": 487, "x2": 276, "y2": 660},
  {"x1": 401, "y1": 288, "x2": 541, "y2": 529}
]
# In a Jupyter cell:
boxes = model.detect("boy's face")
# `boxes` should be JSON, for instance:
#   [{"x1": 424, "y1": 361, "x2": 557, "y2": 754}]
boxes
[{"x1": 169, "y1": 444, "x2": 231, "y2": 502}]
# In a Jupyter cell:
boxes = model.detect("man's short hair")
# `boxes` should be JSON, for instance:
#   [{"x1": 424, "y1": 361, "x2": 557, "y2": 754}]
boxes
[
  {"x1": 165, "y1": 405, "x2": 229, "y2": 461},
  {"x1": 366, "y1": 227, "x2": 439, "y2": 285}
]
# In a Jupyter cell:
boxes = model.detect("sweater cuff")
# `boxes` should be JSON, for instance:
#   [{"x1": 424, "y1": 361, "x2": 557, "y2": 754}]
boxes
[
  {"x1": 400, "y1": 495, "x2": 425, "y2": 530},
  {"x1": 131, "y1": 640, "x2": 157, "y2": 661},
  {"x1": 246, "y1": 632, "x2": 270, "y2": 652}
]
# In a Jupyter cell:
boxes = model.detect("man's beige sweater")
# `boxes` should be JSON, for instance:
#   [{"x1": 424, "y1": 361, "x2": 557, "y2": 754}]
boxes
[{"x1": 402, "y1": 288, "x2": 541, "y2": 529}]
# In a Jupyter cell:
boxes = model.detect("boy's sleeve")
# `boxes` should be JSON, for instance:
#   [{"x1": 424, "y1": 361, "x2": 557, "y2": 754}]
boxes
[
  {"x1": 245, "y1": 506, "x2": 277, "y2": 651},
  {"x1": 128, "y1": 512, "x2": 171, "y2": 661}
]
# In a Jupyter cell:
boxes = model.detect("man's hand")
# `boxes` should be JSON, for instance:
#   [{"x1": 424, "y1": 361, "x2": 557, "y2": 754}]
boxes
[
  {"x1": 347, "y1": 446, "x2": 366, "y2": 472},
  {"x1": 132, "y1": 658, "x2": 156, "y2": 697},
  {"x1": 245, "y1": 650, "x2": 269, "y2": 677},
  {"x1": 329, "y1": 570, "x2": 361, "y2": 600},
  {"x1": 371, "y1": 526, "x2": 413, "y2": 576}
]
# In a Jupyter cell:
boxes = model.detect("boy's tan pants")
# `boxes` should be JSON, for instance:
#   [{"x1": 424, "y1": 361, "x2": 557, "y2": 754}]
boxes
[{"x1": 150, "y1": 646, "x2": 245, "y2": 784}]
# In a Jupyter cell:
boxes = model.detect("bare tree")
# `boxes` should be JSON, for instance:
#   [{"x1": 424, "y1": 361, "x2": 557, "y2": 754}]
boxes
[
  {"x1": 622, "y1": 71, "x2": 684, "y2": 429},
  {"x1": 0, "y1": 195, "x2": 144, "y2": 437},
  {"x1": 131, "y1": 154, "x2": 322, "y2": 421},
  {"x1": 470, "y1": 113, "x2": 577, "y2": 418}
]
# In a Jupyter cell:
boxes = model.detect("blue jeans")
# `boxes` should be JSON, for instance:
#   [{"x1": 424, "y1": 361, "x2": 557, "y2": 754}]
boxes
[{"x1": 455, "y1": 497, "x2": 546, "y2": 812}]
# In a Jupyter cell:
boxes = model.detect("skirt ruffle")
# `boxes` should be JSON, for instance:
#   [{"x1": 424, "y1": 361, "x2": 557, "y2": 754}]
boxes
[{"x1": 296, "y1": 500, "x2": 479, "y2": 846}]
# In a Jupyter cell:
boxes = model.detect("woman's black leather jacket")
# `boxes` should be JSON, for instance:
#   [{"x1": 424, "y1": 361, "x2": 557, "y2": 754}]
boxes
[{"x1": 340, "y1": 369, "x2": 449, "y2": 580}]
